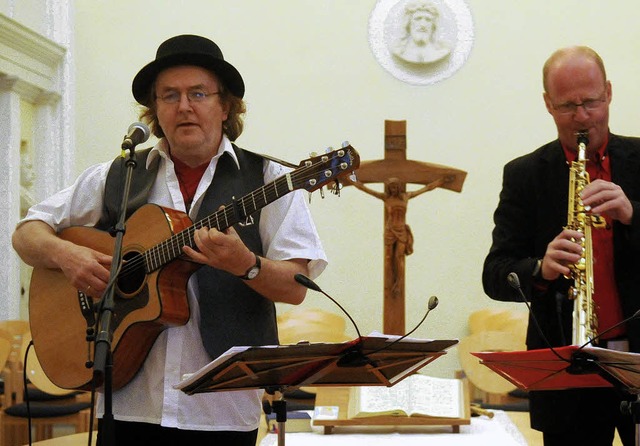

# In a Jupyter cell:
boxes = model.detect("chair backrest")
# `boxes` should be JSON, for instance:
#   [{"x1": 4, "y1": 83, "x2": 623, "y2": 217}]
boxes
[
  {"x1": 0, "y1": 320, "x2": 30, "y2": 364},
  {"x1": 277, "y1": 307, "x2": 351, "y2": 345},
  {"x1": 0, "y1": 320, "x2": 30, "y2": 407},
  {"x1": 458, "y1": 309, "x2": 528, "y2": 395},
  {"x1": 20, "y1": 332, "x2": 75, "y2": 397},
  {"x1": 0, "y1": 337, "x2": 11, "y2": 373}
]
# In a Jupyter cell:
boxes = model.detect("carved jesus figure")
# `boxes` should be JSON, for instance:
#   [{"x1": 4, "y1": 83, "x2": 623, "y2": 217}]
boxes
[{"x1": 347, "y1": 176, "x2": 445, "y2": 298}]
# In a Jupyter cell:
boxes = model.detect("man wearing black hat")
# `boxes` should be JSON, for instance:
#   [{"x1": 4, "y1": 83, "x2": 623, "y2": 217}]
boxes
[{"x1": 12, "y1": 34, "x2": 327, "y2": 445}]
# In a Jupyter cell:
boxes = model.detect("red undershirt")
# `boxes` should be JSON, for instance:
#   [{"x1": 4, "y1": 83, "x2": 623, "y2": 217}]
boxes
[
  {"x1": 171, "y1": 155, "x2": 209, "y2": 212},
  {"x1": 561, "y1": 135, "x2": 625, "y2": 339}
]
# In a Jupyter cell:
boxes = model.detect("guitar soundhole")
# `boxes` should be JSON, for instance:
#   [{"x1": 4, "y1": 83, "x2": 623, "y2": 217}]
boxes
[{"x1": 117, "y1": 251, "x2": 146, "y2": 296}]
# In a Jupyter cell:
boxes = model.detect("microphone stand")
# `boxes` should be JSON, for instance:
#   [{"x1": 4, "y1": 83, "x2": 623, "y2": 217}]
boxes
[{"x1": 94, "y1": 147, "x2": 139, "y2": 446}]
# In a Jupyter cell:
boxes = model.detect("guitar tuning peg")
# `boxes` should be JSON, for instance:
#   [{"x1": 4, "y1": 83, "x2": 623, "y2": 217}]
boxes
[
  {"x1": 331, "y1": 180, "x2": 342, "y2": 196},
  {"x1": 309, "y1": 151, "x2": 318, "y2": 158},
  {"x1": 325, "y1": 147, "x2": 333, "y2": 153},
  {"x1": 319, "y1": 186, "x2": 325, "y2": 199},
  {"x1": 341, "y1": 141, "x2": 350, "y2": 148}
]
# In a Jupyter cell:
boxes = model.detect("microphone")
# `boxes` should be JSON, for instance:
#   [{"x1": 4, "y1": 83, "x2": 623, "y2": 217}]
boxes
[
  {"x1": 294, "y1": 273, "x2": 369, "y2": 367},
  {"x1": 294, "y1": 274, "x2": 439, "y2": 367},
  {"x1": 294, "y1": 274, "x2": 362, "y2": 340},
  {"x1": 363, "y1": 295, "x2": 439, "y2": 358},
  {"x1": 121, "y1": 122, "x2": 150, "y2": 151},
  {"x1": 507, "y1": 272, "x2": 569, "y2": 363}
]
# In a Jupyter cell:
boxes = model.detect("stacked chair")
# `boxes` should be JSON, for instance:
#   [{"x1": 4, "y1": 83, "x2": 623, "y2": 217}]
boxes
[{"x1": 0, "y1": 320, "x2": 95, "y2": 445}]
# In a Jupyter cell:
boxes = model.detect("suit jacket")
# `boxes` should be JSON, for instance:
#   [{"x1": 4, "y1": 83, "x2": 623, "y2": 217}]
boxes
[{"x1": 482, "y1": 133, "x2": 640, "y2": 432}]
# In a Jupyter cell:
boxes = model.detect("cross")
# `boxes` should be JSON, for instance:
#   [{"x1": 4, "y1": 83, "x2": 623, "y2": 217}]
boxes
[{"x1": 343, "y1": 120, "x2": 466, "y2": 335}]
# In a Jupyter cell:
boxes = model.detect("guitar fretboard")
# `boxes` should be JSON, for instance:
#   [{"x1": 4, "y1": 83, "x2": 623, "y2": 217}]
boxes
[
  {"x1": 116, "y1": 145, "x2": 358, "y2": 280},
  {"x1": 144, "y1": 173, "x2": 294, "y2": 272}
]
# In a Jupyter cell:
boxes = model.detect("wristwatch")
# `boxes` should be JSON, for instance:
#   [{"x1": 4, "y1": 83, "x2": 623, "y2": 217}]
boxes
[
  {"x1": 238, "y1": 254, "x2": 261, "y2": 280},
  {"x1": 532, "y1": 258, "x2": 543, "y2": 279}
]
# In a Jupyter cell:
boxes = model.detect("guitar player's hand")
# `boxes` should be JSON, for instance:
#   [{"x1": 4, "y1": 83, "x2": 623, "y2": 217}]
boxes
[
  {"x1": 57, "y1": 243, "x2": 112, "y2": 297},
  {"x1": 182, "y1": 226, "x2": 309, "y2": 305},
  {"x1": 12, "y1": 220, "x2": 112, "y2": 297},
  {"x1": 183, "y1": 226, "x2": 254, "y2": 276}
]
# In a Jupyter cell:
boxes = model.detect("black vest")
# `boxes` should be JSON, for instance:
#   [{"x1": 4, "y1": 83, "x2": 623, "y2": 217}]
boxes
[{"x1": 99, "y1": 146, "x2": 279, "y2": 360}]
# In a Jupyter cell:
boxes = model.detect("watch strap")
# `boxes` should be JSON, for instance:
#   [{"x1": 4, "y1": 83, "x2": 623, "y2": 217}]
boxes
[{"x1": 238, "y1": 254, "x2": 261, "y2": 280}]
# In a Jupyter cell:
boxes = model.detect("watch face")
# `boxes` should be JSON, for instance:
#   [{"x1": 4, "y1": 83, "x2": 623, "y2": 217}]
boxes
[{"x1": 247, "y1": 266, "x2": 260, "y2": 279}]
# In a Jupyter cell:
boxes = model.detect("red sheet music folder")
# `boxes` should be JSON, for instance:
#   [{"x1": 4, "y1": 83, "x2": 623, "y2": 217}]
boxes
[{"x1": 472, "y1": 345, "x2": 616, "y2": 391}]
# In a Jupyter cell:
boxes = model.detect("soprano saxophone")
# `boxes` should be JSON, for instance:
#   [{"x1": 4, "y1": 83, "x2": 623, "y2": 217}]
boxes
[{"x1": 566, "y1": 131, "x2": 605, "y2": 345}]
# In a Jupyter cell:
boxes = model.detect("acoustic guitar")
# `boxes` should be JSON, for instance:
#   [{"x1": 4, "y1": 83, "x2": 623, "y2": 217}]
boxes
[{"x1": 29, "y1": 145, "x2": 359, "y2": 391}]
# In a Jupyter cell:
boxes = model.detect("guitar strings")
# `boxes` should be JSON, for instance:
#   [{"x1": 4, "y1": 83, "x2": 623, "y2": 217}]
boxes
[{"x1": 114, "y1": 153, "x2": 351, "y2": 282}]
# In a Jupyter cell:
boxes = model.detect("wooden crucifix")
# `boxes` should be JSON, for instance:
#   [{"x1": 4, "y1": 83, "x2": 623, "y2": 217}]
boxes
[{"x1": 342, "y1": 120, "x2": 467, "y2": 335}]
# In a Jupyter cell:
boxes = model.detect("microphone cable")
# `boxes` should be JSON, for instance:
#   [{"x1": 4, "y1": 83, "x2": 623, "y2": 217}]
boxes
[{"x1": 507, "y1": 272, "x2": 569, "y2": 363}]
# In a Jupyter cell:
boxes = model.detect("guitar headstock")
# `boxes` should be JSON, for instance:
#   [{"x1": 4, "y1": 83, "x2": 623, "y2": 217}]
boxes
[{"x1": 294, "y1": 144, "x2": 360, "y2": 193}]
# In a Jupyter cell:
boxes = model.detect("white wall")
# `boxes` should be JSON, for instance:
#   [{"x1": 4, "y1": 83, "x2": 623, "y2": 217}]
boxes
[{"x1": 71, "y1": 0, "x2": 640, "y2": 378}]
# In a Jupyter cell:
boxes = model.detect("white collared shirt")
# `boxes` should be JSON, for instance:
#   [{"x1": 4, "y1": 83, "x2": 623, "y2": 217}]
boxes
[{"x1": 20, "y1": 136, "x2": 327, "y2": 431}]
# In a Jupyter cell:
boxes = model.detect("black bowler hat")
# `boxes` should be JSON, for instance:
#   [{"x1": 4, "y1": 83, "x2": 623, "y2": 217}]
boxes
[{"x1": 132, "y1": 34, "x2": 245, "y2": 104}]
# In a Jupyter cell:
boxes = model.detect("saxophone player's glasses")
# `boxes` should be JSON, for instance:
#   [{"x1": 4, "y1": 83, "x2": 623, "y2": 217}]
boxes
[{"x1": 552, "y1": 91, "x2": 607, "y2": 115}]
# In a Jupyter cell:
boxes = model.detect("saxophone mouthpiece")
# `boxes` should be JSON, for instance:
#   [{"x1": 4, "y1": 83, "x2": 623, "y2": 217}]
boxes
[{"x1": 575, "y1": 130, "x2": 589, "y2": 146}]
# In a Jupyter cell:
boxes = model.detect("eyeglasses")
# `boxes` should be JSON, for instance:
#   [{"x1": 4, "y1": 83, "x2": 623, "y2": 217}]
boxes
[
  {"x1": 156, "y1": 90, "x2": 220, "y2": 104},
  {"x1": 552, "y1": 94, "x2": 607, "y2": 115}
]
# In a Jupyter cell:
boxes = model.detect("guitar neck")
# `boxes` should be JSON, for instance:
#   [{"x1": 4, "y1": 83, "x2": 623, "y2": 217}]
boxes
[
  {"x1": 144, "y1": 174, "x2": 294, "y2": 273},
  {"x1": 141, "y1": 144, "x2": 359, "y2": 273}
]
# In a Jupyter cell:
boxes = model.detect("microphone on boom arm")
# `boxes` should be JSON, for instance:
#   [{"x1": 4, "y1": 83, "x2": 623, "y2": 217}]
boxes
[
  {"x1": 508, "y1": 271, "x2": 640, "y2": 377},
  {"x1": 294, "y1": 273, "x2": 439, "y2": 367},
  {"x1": 362, "y1": 295, "x2": 439, "y2": 358},
  {"x1": 566, "y1": 309, "x2": 640, "y2": 376},
  {"x1": 293, "y1": 273, "x2": 363, "y2": 340},
  {"x1": 507, "y1": 272, "x2": 569, "y2": 363}
]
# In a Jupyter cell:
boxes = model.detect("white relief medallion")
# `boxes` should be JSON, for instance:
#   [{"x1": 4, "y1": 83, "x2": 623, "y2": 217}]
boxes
[{"x1": 369, "y1": 0, "x2": 474, "y2": 85}]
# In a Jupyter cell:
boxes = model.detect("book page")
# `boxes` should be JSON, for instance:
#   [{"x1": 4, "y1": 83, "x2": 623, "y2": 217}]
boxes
[
  {"x1": 405, "y1": 374, "x2": 462, "y2": 418},
  {"x1": 349, "y1": 374, "x2": 463, "y2": 419},
  {"x1": 349, "y1": 384, "x2": 409, "y2": 417}
]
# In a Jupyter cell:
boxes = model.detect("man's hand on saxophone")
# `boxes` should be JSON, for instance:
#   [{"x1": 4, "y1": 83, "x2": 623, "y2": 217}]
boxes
[
  {"x1": 540, "y1": 229, "x2": 584, "y2": 281},
  {"x1": 581, "y1": 178, "x2": 633, "y2": 225}
]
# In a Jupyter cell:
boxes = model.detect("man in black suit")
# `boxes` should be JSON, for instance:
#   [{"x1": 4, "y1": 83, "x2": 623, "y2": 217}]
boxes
[{"x1": 483, "y1": 46, "x2": 640, "y2": 446}]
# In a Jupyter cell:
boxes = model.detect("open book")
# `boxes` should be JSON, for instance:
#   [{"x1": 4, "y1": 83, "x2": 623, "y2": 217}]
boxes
[{"x1": 348, "y1": 373, "x2": 465, "y2": 419}]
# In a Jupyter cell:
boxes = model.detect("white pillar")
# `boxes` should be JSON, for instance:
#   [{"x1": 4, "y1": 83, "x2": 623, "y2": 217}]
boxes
[
  {"x1": 0, "y1": 11, "x2": 71, "y2": 321},
  {"x1": 0, "y1": 81, "x2": 23, "y2": 320}
]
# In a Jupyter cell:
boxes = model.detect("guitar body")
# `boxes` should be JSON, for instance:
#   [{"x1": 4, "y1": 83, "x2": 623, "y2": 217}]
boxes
[{"x1": 29, "y1": 204, "x2": 198, "y2": 391}]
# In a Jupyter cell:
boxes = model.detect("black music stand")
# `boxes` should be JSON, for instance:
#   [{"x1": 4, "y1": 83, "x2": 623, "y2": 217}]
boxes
[
  {"x1": 472, "y1": 345, "x2": 640, "y2": 445},
  {"x1": 176, "y1": 335, "x2": 457, "y2": 446}
]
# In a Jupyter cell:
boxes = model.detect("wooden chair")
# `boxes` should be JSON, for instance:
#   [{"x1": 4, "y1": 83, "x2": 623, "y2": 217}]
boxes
[
  {"x1": 0, "y1": 335, "x2": 12, "y2": 408},
  {"x1": 0, "y1": 327, "x2": 95, "y2": 446},
  {"x1": 0, "y1": 320, "x2": 30, "y2": 408},
  {"x1": 277, "y1": 307, "x2": 351, "y2": 345},
  {"x1": 457, "y1": 309, "x2": 529, "y2": 408}
]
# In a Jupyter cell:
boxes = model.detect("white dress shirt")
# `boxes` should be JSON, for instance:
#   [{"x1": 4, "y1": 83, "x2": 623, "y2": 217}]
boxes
[{"x1": 20, "y1": 136, "x2": 327, "y2": 431}]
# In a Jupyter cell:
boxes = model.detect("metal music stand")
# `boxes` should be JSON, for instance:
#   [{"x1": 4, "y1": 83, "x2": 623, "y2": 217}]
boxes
[
  {"x1": 472, "y1": 345, "x2": 640, "y2": 445},
  {"x1": 176, "y1": 335, "x2": 458, "y2": 446}
]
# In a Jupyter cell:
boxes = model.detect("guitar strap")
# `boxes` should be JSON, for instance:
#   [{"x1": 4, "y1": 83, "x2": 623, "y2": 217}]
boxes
[{"x1": 99, "y1": 144, "x2": 279, "y2": 360}]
